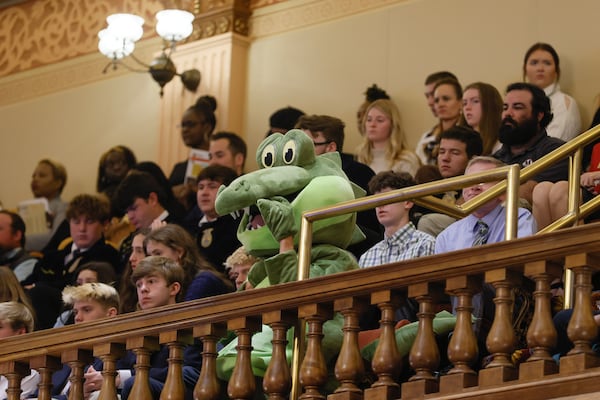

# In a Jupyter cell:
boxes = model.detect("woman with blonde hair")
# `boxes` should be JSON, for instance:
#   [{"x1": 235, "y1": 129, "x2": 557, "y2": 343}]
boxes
[
  {"x1": 144, "y1": 224, "x2": 233, "y2": 301},
  {"x1": 357, "y1": 99, "x2": 420, "y2": 176},
  {"x1": 461, "y1": 82, "x2": 503, "y2": 155}
]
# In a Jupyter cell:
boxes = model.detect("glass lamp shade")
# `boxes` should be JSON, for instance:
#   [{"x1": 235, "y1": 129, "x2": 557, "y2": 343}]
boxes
[
  {"x1": 106, "y1": 13, "x2": 144, "y2": 43},
  {"x1": 155, "y1": 9, "x2": 194, "y2": 42},
  {"x1": 98, "y1": 29, "x2": 135, "y2": 60}
]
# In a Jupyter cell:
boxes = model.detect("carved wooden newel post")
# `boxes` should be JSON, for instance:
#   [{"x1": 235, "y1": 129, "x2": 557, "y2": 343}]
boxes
[
  {"x1": 330, "y1": 297, "x2": 366, "y2": 400},
  {"x1": 520, "y1": 260, "x2": 560, "y2": 379},
  {"x1": 364, "y1": 290, "x2": 401, "y2": 400},
  {"x1": 194, "y1": 323, "x2": 227, "y2": 400},
  {"x1": 298, "y1": 303, "x2": 332, "y2": 400},
  {"x1": 479, "y1": 269, "x2": 519, "y2": 386},
  {"x1": 403, "y1": 283, "x2": 443, "y2": 398},
  {"x1": 94, "y1": 342, "x2": 125, "y2": 400},
  {"x1": 439, "y1": 277, "x2": 478, "y2": 394},
  {"x1": 29, "y1": 355, "x2": 61, "y2": 400},
  {"x1": 561, "y1": 253, "x2": 600, "y2": 373},
  {"x1": 263, "y1": 310, "x2": 296, "y2": 400},
  {"x1": 127, "y1": 336, "x2": 160, "y2": 399},
  {"x1": 228, "y1": 316, "x2": 261, "y2": 400}
]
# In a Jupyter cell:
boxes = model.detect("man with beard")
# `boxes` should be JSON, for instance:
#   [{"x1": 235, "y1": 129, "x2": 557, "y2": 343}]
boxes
[{"x1": 493, "y1": 82, "x2": 568, "y2": 204}]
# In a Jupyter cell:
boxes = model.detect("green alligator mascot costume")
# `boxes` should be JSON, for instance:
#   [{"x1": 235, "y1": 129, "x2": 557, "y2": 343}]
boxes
[{"x1": 214, "y1": 129, "x2": 364, "y2": 385}]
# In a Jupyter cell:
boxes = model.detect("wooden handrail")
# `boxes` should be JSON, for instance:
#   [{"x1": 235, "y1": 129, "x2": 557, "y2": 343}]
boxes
[{"x1": 1, "y1": 223, "x2": 599, "y2": 362}]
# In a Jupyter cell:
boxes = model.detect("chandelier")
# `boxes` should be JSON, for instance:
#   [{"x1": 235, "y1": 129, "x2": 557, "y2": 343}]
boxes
[{"x1": 98, "y1": 10, "x2": 201, "y2": 96}]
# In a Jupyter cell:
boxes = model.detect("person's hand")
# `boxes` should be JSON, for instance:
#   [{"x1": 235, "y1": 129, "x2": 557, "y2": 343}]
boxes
[
  {"x1": 83, "y1": 366, "x2": 103, "y2": 398},
  {"x1": 150, "y1": 219, "x2": 167, "y2": 230},
  {"x1": 580, "y1": 171, "x2": 600, "y2": 189}
]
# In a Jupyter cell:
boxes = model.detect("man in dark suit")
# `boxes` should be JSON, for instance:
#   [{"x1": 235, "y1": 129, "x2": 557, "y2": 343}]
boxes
[{"x1": 25, "y1": 194, "x2": 120, "y2": 329}]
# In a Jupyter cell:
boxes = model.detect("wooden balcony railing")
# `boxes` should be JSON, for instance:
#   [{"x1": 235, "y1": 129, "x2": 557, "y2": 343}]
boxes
[
  {"x1": 3, "y1": 124, "x2": 600, "y2": 399},
  {"x1": 1, "y1": 223, "x2": 600, "y2": 400}
]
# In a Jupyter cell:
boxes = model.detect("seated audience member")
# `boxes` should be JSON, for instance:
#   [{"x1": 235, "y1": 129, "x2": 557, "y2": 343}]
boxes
[
  {"x1": 209, "y1": 131, "x2": 247, "y2": 176},
  {"x1": 436, "y1": 156, "x2": 537, "y2": 353},
  {"x1": 46, "y1": 282, "x2": 120, "y2": 400},
  {"x1": 194, "y1": 165, "x2": 242, "y2": 272},
  {"x1": 224, "y1": 246, "x2": 260, "y2": 290},
  {"x1": 266, "y1": 106, "x2": 305, "y2": 136},
  {"x1": 356, "y1": 84, "x2": 391, "y2": 136},
  {"x1": 96, "y1": 145, "x2": 137, "y2": 201},
  {"x1": 416, "y1": 75, "x2": 462, "y2": 165},
  {"x1": 552, "y1": 306, "x2": 600, "y2": 357},
  {"x1": 53, "y1": 261, "x2": 118, "y2": 328},
  {"x1": 169, "y1": 95, "x2": 218, "y2": 211},
  {"x1": 0, "y1": 267, "x2": 35, "y2": 313},
  {"x1": 359, "y1": 171, "x2": 435, "y2": 268},
  {"x1": 182, "y1": 131, "x2": 248, "y2": 231},
  {"x1": 493, "y1": 82, "x2": 569, "y2": 205},
  {"x1": 359, "y1": 171, "x2": 436, "y2": 325},
  {"x1": 144, "y1": 224, "x2": 234, "y2": 301},
  {"x1": 114, "y1": 170, "x2": 183, "y2": 270},
  {"x1": 26, "y1": 194, "x2": 120, "y2": 329},
  {"x1": 532, "y1": 104, "x2": 600, "y2": 229},
  {"x1": 0, "y1": 210, "x2": 38, "y2": 283},
  {"x1": 0, "y1": 302, "x2": 38, "y2": 399},
  {"x1": 423, "y1": 71, "x2": 459, "y2": 118},
  {"x1": 118, "y1": 228, "x2": 149, "y2": 314},
  {"x1": 296, "y1": 113, "x2": 382, "y2": 256},
  {"x1": 522, "y1": 42, "x2": 581, "y2": 141},
  {"x1": 416, "y1": 126, "x2": 484, "y2": 236},
  {"x1": 120, "y1": 256, "x2": 202, "y2": 400},
  {"x1": 26, "y1": 158, "x2": 68, "y2": 252},
  {"x1": 357, "y1": 99, "x2": 421, "y2": 175},
  {"x1": 461, "y1": 82, "x2": 503, "y2": 155}
]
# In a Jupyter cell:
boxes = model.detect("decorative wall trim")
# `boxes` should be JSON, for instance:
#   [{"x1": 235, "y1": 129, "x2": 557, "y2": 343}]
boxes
[
  {"x1": 0, "y1": 0, "x2": 165, "y2": 78},
  {"x1": 0, "y1": 38, "x2": 161, "y2": 107},
  {"x1": 250, "y1": 0, "x2": 404, "y2": 38}
]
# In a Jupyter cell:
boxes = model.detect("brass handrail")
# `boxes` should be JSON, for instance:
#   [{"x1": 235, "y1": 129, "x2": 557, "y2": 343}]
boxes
[{"x1": 291, "y1": 122, "x2": 600, "y2": 397}]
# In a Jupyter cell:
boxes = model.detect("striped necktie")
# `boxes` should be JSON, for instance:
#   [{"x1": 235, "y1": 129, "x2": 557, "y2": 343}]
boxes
[{"x1": 472, "y1": 220, "x2": 489, "y2": 246}]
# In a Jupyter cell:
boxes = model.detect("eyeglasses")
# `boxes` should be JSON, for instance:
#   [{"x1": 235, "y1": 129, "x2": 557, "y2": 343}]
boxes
[{"x1": 312, "y1": 140, "x2": 332, "y2": 146}]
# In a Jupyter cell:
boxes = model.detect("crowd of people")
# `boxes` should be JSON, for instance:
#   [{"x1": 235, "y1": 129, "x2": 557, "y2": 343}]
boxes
[{"x1": 0, "y1": 41, "x2": 599, "y2": 398}]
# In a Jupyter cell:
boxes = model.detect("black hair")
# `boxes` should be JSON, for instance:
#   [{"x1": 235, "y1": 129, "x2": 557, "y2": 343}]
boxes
[{"x1": 505, "y1": 82, "x2": 553, "y2": 128}]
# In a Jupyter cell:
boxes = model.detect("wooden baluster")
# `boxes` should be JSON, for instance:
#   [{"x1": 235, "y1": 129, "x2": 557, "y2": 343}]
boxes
[
  {"x1": 29, "y1": 355, "x2": 61, "y2": 400},
  {"x1": 61, "y1": 349, "x2": 93, "y2": 400},
  {"x1": 194, "y1": 323, "x2": 227, "y2": 400},
  {"x1": 126, "y1": 336, "x2": 160, "y2": 399},
  {"x1": 298, "y1": 303, "x2": 333, "y2": 400},
  {"x1": 405, "y1": 283, "x2": 442, "y2": 397},
  {"x1": 94, "y1": 343, "x2": 125, "y2": 400},
  {"x1": 364, "y1": 290, "x2": 401, "y2": 400},
  {"x1": 263, "y1": 310, "x2": 296, "y2": 400},
  {"x1": 479, "y1": 269, "x2": 519, "y2": 386},
  {"x1": 160, "y1": 330, "x2": 194, "y2": 400},
  {"x1": 439, "y1": 277, "x2": 478, "y2": 394},
  {"x1": 520, "y1": 261, "x2": 560, "y2": 379},
  {"x1": 329, "y1": 297, "x2": 366, "y2": 400},
  {"x1": 228, "y1": 316, "x2": 262, "y2": 400},
  {"x1": 560, "y1": 254, "x2": 600, "y2": 373},
  {"x1": 0, "y1": 361, "x2": 29, "y2": 400}
]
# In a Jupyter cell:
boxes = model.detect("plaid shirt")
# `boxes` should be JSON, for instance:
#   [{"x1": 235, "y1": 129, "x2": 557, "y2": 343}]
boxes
[{"x1": 358, "y1": 222, "x2": 435, "y2": 268}]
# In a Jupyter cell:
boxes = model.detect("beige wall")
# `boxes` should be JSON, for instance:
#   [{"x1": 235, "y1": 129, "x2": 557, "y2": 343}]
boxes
[
  {"x1": 1, "y1": 0, "x2": 599, "y2": 209},
  {"x1": 243, "y1": 0, "x2": 600, "y2": 171}
]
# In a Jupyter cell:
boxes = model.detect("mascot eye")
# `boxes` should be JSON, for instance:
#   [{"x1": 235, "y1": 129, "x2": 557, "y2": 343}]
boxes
[
  {"x1": 282, "y1": 140, "x2": 296, "y2": 164},
  {"x1": 261, "y1": 144, "x2": 276, "y2": 168}
]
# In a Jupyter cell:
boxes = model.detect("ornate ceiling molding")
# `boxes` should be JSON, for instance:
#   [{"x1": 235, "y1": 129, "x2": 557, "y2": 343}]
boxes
[
  {"x1": 0, "y1": 0, "x2": 165, "y2": 78},
  {"x1": 250, "y1": 0, "x2": 403, "y2": 39}
]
